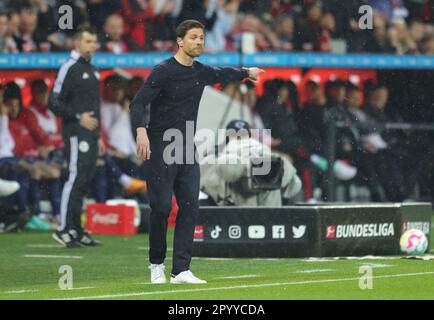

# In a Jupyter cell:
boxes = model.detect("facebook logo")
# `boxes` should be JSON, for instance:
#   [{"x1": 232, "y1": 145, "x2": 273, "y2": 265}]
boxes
[{"x1": 272, "y1": 225, "x2": 285, "y2": 239}]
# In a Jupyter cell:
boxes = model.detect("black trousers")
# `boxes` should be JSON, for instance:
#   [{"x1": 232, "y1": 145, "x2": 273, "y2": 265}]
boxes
[
  {"x1": 60, "y1": 129, "x2": 98, "y2": 233},
  {"x1": 145, "y1": 135, "x2": 200, "y2": 275}
]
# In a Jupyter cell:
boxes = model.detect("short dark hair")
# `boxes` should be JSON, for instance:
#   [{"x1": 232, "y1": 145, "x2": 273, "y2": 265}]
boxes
[
  {"x1": 73, "y1": 25, "x2": 97, "y2": 40},
  {"x1": 104, "y1": 74, "x2": 124, "y2": 88},
  {"x1": 4, "y1": 82, "x2": 22, "y2": 104},
  {"x1": 176, "y1": 19, "x2": 205, "y2": 39},
  {"x1": 31, "y1": 79, "x2": 48, "y2": 93}
]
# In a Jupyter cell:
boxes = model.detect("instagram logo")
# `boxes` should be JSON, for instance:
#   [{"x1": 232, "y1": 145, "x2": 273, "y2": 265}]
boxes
[{"x1": 228, "y1": 226, "x2": 242, "y2": 239}]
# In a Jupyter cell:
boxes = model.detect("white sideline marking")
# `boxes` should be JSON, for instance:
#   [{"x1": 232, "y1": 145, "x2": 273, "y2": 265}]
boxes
[
  {"x1": 24, "y1": 254, "x2": 83, "y2": 259},
  {"x1": 57, "y1": 271, "x2": 434, "y2": 300},
  {"x1": 295, "y1": 269, "x2": 333, "y2": 274},
  {"x1": 193, "y1": 258, "x2": 234, "y2": 261},
  {"x1": 217, "y1": 275, "x2": 261, "y2": 279},
  {"x1": 359, "y1": 263, "x2": 393, "y2": 268},
  {"x1": 2, "y1": 290, "x2": 39, "y2": 294},
  {"x1": 57, "y1": 287, "x2": 95, "y2": 291},
  {"x1": 27, "y1": 244, "x2": 61, "y2": 248},
  {"x1": 138, "y1": 247, "x2": 173, "y2": 251}
]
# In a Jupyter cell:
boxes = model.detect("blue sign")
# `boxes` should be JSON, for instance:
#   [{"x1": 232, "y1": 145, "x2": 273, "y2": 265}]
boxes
[{"x1": 0, "y1": 53, "x2": 433, "y2": 69}]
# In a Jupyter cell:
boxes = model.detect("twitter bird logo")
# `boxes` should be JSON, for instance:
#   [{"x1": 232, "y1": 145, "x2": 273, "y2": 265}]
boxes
[{"x1": 292, "y1": 225, "x2": 306, "y2": 239}]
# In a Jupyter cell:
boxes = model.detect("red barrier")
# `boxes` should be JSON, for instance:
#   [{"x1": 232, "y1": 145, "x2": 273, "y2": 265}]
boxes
[{"x1": 86, "y1": 203, "x2": 137, "y2": 235}]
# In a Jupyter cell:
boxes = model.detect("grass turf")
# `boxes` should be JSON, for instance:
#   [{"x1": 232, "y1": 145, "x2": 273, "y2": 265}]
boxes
[{"x1": 0, "y1": 227, "x2": 433, "y2": 300}]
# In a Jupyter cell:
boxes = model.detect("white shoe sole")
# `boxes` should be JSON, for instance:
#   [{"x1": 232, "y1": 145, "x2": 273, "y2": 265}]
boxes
[
  {"x1": 170, "y1": 279, "x2": 207, "y2": 284},
  {"x1": 52, "y1": 233, "x2": 66, "y2": 247},
  {"x1": 151, "y1": 279, "x2": 167, "y2": 284}
]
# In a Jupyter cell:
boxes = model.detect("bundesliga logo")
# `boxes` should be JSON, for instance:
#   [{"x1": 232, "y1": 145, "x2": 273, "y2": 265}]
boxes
[{"x1": 326, "y1": 223, "x2": 395, "y2": 239}]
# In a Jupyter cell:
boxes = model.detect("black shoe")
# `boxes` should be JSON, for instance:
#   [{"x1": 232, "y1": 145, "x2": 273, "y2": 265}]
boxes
[
  {"x1": 52, "y1": 231, "x2": 82, "y2": 248},
  {"x1": 77, "y1": 230, "x2": 102, "y2": 247},
  {"x1": 5, "y1": 211, "x2": 32, "y2": 233}
]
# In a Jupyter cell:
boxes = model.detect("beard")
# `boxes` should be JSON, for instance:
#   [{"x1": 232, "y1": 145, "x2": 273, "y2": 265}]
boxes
[{"x1": 186, "y1": 47, "x2": 203, "y2": 58}]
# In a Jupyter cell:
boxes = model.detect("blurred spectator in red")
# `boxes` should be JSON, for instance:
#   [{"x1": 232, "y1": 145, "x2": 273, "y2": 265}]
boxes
[
  {"x1": 270, "y1": 0, "x2": 302, "y2": 17},
  {"x1": 295, "y1": 1, "x2": 325, "y2": 52},
  {"x1": 118, "y1": 0, "x2": 157, "y2": 50},
  {"x1": 27, "y1": 79, "x2": 63, "y2": 151},
  {"x1": 99, "y1": 14, "x2": 141, "y2": 53}
]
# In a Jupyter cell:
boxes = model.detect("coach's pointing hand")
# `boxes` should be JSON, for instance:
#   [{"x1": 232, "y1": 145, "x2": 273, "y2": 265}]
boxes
[
  {"x1": 246, "y1": 67, "x2": 266, "y2": 81},
  {"x1": 136, "y1": 127, "x2": 151, "y2": 160}
]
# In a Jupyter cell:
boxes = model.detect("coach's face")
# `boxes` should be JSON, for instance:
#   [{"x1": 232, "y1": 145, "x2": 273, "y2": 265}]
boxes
[
  {"x1": 75, "y1": 32, "x2": 98, "y2": 60},
  {"x1": 178, "y1": 28, "x2": 205, "y2": 58}
]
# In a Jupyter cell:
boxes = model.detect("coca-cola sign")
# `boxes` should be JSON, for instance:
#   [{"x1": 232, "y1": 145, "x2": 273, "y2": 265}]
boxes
[{"x1": 92, "y1": 212, "x2": 119, "y2": 225}]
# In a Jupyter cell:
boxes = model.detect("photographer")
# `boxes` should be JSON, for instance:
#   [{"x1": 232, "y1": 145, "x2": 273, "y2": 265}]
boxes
[{"x1": 200, "y1": 120, "x2": 302, "y2": 206}]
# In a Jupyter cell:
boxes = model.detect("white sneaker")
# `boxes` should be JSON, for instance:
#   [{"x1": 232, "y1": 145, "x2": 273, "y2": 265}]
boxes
[
  {"x1": 0, "y1": 179, "x2": 20, "y2": 197},
  {"x1": 170, "y1": 270, "x2": 207, "y2": 284},
  {"x1": 149, "y1": 264, "x2": 166, "y2": 284}
]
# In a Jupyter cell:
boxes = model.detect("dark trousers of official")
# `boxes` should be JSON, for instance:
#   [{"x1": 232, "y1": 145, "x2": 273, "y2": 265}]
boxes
[
  {"x1": 60, "y1": 129, "x2": 98, "y2": 233},
  {"x1": 145, "y1": 135, "x2": 200, "y2": 275}
]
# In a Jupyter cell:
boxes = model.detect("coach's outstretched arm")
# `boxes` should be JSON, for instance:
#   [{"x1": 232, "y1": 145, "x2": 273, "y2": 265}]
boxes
[
  {"x1": 202, "y1": 66, "x2": 265, "y2": 84},
  {"x1": 130, "y1": 64, "x2": 167, "y2": 160}
]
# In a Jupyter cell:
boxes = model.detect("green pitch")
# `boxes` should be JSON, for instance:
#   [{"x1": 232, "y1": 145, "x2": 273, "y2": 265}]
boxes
[{"x1": 1, "y1": 226, "x2": 433, "y2": 300}]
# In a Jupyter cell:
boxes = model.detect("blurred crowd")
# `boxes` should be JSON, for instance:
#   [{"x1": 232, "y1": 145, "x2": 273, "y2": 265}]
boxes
[
  {"x1": 0, "y1": 75, "x2": 149, "y2": 231},
  {"x1": 220, "y1": 76, "x2": 433, "y2": 203},
  {"x1": 0, "y1": 0, "x2": 433, "y2": 55}
]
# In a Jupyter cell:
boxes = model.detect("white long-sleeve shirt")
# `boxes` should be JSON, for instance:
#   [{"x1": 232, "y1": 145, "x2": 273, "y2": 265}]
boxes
[
  {"x1": 0, "y1": 115, "x2": 15, "y2": 158},
  {"x1": 100, "y1": 101, "x2": 136, "y2": 156}
]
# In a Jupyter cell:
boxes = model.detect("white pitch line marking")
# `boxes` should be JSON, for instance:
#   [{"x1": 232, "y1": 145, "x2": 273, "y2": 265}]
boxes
[
  {"x1": 56, "y1": 287, "x2": 95, "y2": 291},
  {"x1": 57, "y1": 271, "x2": 434, "y2": 300},
  {"x1": 27, "y1": 244, "x2": 61, "y2": 248},
  {"x1": 2, "y1": 290, "x2": 39, "y2": 294},
  {"x1": 193, "y1": 258, "x2": 234, "y2": 261},
  {"x1": 217, "y1": 275, "x2": 261, "y2": 279},
  {"x1": 359, "y1": 263, "x2": 393, "y2": 268},
  {"x1": 24, "y1": 254, "x2": 83, "y2": 259},
  {"x1": 295, "y1": 269, "x2": 333, "y2": 274},
  {"x1": 138, "y1": 247, "x2": 173, "y2": 251}
]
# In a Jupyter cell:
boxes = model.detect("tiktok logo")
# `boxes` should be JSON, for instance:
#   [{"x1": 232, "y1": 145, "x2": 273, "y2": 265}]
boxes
[{"x1": 210, "y1": 225, "x2": 222, "y2": 239}]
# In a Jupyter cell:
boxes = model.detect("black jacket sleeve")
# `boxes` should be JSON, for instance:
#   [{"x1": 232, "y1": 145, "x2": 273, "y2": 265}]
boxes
[
  {"x1": 201, "y1": 65, "x2": 249, "y2": 85},
  {"x1": 129, "y1": 64, "x2": 167, "y2": 131},
  {"x1": 49, "y1": 65, "x2": 80, "y2": 122}
]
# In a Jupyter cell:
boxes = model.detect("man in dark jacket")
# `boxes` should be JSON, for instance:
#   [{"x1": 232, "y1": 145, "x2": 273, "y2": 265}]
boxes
[{"x1": 49, "y1": 27, "x2": 105, "y2": 248}]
